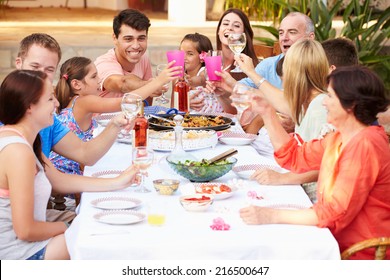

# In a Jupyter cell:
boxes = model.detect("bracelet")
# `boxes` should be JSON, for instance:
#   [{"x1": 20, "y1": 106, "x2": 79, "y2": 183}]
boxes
[{"x1": 256, "y1": 77, "x2": 266, "y2": 88}]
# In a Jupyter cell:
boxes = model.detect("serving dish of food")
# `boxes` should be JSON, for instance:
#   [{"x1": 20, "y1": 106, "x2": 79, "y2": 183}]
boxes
[
  {"x1": 148, "y1": 113, "x2": 232, "y2": 131},
  {"x1": 194, "y1": 183, "x2": 237, "y2": 200},
  {"x1": 148, "y1": 129, "x2": 218, "y2": 151}
]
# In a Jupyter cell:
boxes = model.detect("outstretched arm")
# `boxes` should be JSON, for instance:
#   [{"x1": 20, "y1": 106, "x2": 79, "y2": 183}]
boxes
[
  {"x1": 251, "y1": 94, "x2": 291, "y2": 151},
  {"x1": 52, "y1": 114, "x2": 133, "y2": 166},
  {"x1": 103, "y1": 62, "x2": 182, "y2": 99},
  {"x1": 44, "y1": 154, "x2": 140, "y2": 194},
  {"x1": 235, "y1": 54, "x2": 291, "y2": 116}
]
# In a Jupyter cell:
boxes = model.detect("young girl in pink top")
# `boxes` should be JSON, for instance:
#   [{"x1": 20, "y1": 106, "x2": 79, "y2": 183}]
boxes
[{"x1": 179, "y1": 33, "x2": 224, "y2": 113}]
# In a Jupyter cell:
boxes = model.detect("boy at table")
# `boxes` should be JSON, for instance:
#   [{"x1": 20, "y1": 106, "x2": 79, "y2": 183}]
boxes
[{"x1": 95, "y1": 8, "x2": 165, "y2": 105}]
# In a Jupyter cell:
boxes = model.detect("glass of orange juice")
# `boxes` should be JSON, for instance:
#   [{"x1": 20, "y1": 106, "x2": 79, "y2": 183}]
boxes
[{"x1": 147, "y1": 202, "x2": 166, "y2": 226}]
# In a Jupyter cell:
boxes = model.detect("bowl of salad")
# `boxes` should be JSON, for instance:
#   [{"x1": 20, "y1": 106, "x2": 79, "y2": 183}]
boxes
[{"x1": 166, "y1": 157, "x2": 237, "y2": 182}]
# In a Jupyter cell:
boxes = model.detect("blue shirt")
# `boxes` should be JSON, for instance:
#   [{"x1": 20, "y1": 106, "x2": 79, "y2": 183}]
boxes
[
  {"x1": 239, "y1": 53, "x2": 284, "y2": 89},
  {"x1": 0, "y1": 116, "x2": 69, "y2": 158},
  {"x1": 39, "y1": 116, "x2": 70, "y2": 157}
]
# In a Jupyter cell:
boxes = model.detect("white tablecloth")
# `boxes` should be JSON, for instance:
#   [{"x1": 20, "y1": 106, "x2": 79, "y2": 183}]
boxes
[{"x1": 65, "y1": 126, "x2": 340, "y2": 260}]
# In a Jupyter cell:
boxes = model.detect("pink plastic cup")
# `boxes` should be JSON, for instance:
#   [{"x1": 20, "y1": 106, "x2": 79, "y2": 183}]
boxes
[
  {"x1": 166, "y1": 50, "x2": 185, "y2": 77},
  {"x1": 204, "y1": 55, "x2": 222, "y2": 81}
]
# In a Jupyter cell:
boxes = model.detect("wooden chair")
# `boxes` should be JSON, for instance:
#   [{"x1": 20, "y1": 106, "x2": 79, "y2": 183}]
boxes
[
  {"x1": 254, "y1": 41, "x2": 281, "y2": 60},
  {"x1": 341, "y1": 237, "x2": 390, "y2": 260}
]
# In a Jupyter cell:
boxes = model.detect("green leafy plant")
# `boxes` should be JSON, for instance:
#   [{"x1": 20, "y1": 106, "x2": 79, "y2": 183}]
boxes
[
  {"x1": 340, "y1": 0, "x2": 390, "y2": 88},
  {"x1": 251, "y1": 0, "x2": 342, "y2": 45},
  {"x1": 224, "y1": 0, "x2": 281, "y2": 22}
]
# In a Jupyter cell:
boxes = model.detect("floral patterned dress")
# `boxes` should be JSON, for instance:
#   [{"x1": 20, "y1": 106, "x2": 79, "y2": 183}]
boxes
[{"x1": 49, "y1": 96, "x2": 97, "y2": 175}]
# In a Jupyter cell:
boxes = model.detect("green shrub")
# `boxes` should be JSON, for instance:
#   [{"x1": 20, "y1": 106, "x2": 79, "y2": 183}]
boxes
[{"x1": 230, "y1": 0, "x2": 390, "y2": 89}]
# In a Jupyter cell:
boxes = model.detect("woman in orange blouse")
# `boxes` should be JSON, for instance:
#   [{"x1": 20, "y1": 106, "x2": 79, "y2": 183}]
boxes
[{"x1": 239, "y1": 65, "x2": 390, "y2": 259}]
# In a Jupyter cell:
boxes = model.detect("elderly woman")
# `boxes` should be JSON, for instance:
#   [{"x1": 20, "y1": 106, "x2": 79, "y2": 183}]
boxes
[{"x1": 239, "y1": 65, "x2": 390, "y2": 260}]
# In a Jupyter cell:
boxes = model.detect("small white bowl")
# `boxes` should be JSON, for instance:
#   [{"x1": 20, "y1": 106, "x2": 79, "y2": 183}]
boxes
[
  {"x1": 153, "y1": 179, "x2": 180, "y2": 195},
  {"x1": 179, "y1": 194, "x2": 214, "y2": 212}
]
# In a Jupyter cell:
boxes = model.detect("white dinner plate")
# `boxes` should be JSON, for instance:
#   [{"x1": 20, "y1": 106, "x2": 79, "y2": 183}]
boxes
[
  {"x1": 90, "y1": 196, "x2": 142, "y2": 210},
  {"x1": 219, "y1": 132, "x2": 257, "y2": 146},
  {"x1": 94, "y1": 112, "x2": 121, "y2": 127},
  {"x1": 233, "y1": 164, "x2": 282, "y2": 180},
  {"x1": 116, "y1": 135, "x2": 132, "y2": 144},
  {"x1": 91, "y1": 170, "x2": 122, "y2": 178},
  {"x1": 193, "y1": 183, "x2": 237, "y2": 200},
  {"x1": 93, "y1": 210, "x2": 146, "y2": 225}
]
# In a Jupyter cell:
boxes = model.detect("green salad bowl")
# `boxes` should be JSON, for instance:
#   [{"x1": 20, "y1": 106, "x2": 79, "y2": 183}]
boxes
[{"x1": 166, "y1": 157, "x2": 237, "y2": 182}]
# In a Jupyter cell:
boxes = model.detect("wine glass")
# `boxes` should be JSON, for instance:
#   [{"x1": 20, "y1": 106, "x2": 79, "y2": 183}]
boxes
[
  {"x1": 120, "y1": 93, "x2": 142, "y2": 137},
  {"x1": 154, "y1": 64, "x2": 170, "y2": 104},
  {"x1": 228, "y1": 33, "x2": 246, "y2": 73},
  {"x1": 132, "y1": 146, "x2": 154, "y2": 193},
  {"x1": 231, "y1": 83, "x2": 252, "y2": 121}
]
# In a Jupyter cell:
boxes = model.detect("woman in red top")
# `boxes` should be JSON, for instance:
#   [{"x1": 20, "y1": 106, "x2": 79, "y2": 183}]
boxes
[{"x1": 239, "y1": 65, "x2": 390, "y2": 259}]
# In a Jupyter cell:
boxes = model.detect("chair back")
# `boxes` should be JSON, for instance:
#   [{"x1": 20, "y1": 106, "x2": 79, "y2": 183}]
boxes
[
  {"x1": 341, "y1": 237, "x2": 390, "y2": 260},
  {"x1": 254, "y1": 42, "x2": 281, "y2": 60}
]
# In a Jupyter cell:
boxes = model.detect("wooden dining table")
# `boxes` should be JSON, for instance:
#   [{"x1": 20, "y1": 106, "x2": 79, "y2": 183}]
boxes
[{"x1": 64, "y1": 122, "x2": 340, "y2": 260}]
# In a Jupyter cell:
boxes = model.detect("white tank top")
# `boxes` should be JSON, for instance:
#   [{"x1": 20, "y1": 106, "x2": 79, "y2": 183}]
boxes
[{"x1": 0, "y1": 128, "x2": 51, "y2": 259}]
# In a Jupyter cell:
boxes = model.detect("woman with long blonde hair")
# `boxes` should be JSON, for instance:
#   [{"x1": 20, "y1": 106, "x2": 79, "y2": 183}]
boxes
[{"x1": 233, "y1": 39, "x2": 330, "y2": 202}]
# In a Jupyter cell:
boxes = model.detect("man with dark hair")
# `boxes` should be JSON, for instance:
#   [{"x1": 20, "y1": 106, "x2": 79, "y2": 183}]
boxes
[
  {"x1": 321, "y1": 37, "x2": 359, "y2": 70},
  {"x1": 95, "y1": 9, "x2": 164, "y2": 103}
]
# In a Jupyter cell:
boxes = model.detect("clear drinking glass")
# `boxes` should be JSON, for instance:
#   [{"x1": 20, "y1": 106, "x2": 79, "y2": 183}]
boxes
[
  {"x1": 155, "y1": 64, "x2": 170, "y2": 104},
  {"x1": 120, "y1": 93, "x2": 143, "y2": 137},
  {"x1": 132, "y1": 146, "x2": 154, "y2": 193},
  {"x1": 231, "y1": 83, "x2": 252, "y2": 121},
  {"x1": 228, "y1": 33, "x2": 247, "y2": 73}
]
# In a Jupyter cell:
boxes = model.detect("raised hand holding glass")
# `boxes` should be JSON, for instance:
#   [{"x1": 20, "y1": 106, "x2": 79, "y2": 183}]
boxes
[
  {"x1": 228, "y1": 33, "x2": 246, "y2": 73},
  {"x1": 132, "y1": 146, "x2": 154, "y2": 193},
  {"x1": 155, "y1": 64, "x2": 170, "y2": 104},
  {"x1": 121, "y1": 93, "x2": 142, "y2": 137},
  {"x1": 231, "y1": 83, "x2": 252, "y2": 121}
]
